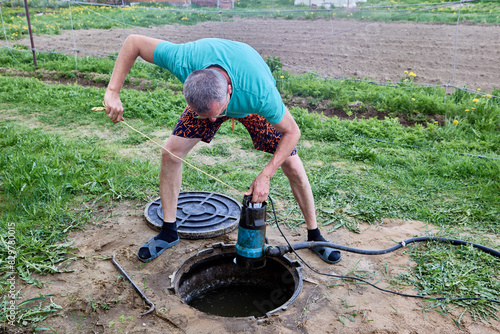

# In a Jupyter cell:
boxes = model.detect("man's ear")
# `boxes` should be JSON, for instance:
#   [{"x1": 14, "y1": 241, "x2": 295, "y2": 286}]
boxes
[{"x1": 228, "y1": 84, "x2": 232, "y2": 95}]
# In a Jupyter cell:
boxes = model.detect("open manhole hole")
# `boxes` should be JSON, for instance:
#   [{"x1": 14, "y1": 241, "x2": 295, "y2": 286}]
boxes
[
  {"x1": 144, "y1": 191, "x2": 241, "y2": 239},
  {"x1": 170, "y1": 243, "x2": 303, "y2": 318}
]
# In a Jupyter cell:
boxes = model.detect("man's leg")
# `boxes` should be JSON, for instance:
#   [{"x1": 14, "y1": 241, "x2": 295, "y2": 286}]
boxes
[
  {"x1": 160, "y1": 135, "x2": 201, "y2": 222},
  {"x1": 280, "y1": 154, "x2": 318, "y2": 230},
  {"x1": 137, "y1": 135, "x2": 200, "y2": 261},
  {"x1": 237, "y1": 113, "x2": 339, "y2": 263},
  {"x1": 281, "y1": 154, "x2": 341, "y2": 264}
]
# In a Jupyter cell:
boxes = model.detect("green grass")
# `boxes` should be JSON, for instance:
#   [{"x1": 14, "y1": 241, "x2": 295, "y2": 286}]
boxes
[
  {"x1": 1, "y1": 66, "x2": 499, "y2": 329},
  {"x1": 0, "y1": 122, "x2": 161, "y2": 284}
]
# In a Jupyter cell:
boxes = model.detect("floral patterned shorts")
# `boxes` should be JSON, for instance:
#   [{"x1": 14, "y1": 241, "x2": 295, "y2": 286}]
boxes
[{"x1": 172, "y1": 106, "x2": 297, "y2": 156}]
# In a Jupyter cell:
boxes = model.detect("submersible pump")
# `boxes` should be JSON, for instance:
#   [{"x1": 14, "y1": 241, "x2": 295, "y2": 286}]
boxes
[{"x1": 235, "y1": 195, "x2": 268, "y2": 270}]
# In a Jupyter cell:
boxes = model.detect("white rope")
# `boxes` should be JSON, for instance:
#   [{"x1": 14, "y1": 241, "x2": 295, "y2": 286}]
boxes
[{"x1": 118, "y1": 119, "x2": 243, "y2": 195}]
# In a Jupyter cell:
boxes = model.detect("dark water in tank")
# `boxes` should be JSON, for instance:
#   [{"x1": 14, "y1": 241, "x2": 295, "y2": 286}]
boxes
[{"x1": 188, "y1": 284, "x2": 282, "y2": 318}]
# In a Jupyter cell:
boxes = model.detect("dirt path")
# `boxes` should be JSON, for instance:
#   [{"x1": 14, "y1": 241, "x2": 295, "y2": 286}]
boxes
[{"x1": 4, "y1": 17, "x2": 500, "y2": 92}]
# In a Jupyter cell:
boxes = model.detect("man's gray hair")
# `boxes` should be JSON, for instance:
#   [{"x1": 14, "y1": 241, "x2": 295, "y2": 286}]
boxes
[{"x1": 183, "y1": 69, "x2": 227, "y2": 115}]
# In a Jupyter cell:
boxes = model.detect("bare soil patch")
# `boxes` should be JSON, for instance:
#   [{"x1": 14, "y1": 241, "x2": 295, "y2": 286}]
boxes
[{"x1": 5, "y1": 17, "x2": 500, "y2": 92}]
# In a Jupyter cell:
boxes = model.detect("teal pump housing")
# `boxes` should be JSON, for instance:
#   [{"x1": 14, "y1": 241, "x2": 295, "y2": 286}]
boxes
[{"x1": 235, "y1": 195, "x2": 268, "y2": 270}]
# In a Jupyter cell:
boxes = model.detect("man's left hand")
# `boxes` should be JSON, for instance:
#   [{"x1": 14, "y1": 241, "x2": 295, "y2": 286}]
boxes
[{"x1": 245, "y1": 173, "x2": 271, "y2": 203}]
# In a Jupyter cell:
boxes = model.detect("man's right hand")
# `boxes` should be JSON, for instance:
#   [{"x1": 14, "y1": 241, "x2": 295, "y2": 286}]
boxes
[
  {"x1": 104, "y1": 90, "x2": 124, "y2": 123},
  {"x1": 102, "y1": 35, "x2": 162, "y2": 123}
]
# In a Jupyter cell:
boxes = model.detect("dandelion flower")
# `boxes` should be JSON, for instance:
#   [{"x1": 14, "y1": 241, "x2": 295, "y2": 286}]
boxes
[
  {"x1": 473, "y1": 98, "x2": 479, "y2": 103},
  {"x1": 453, "y1": 120, "x2": 458, "y2": 125},
  {"x1": 411, "y1": 98, "x2": 415, "y2": 101},
  {"x1": 465, "y1": 109, "x2": 469, "y2": 112},
  {"x1": 477, "y1": 88, "x2": 481, "y2": 91},
  {"x1": 409, "y1": 72, "x2": 416, "y2": 77},
  {"x1": 280, "y1": 75, "x2": 284, "y2": 79},
  {"x1": 486, "y1": 94, "x2": 492, "y2": 98},
  {"x1": 404, "y1": 71, "x2": 408, "y2": 74}
]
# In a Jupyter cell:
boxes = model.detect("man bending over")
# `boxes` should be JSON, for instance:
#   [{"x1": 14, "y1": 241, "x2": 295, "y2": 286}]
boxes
[{"x1": 104, "y1": 35, "x2": 341, "y2": 264}]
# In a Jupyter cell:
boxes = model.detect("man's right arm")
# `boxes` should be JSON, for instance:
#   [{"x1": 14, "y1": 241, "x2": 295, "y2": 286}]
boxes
[{"x1": 104, "y1": 35, "x2": 163, "y2": 123}]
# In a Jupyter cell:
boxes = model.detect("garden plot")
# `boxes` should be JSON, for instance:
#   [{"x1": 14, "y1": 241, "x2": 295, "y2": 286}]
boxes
[{"x1": 5, "y1": 17, "x2": 500, "y2": 91}]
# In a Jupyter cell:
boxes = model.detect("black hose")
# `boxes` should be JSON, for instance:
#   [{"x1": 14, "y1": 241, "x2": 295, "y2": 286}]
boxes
[
  {"x1": 266, "y1": 196, "x2": 500, "y2": 305},
  {"x1": 285, "y1": 237, "x2": 500, "y2": 258}
]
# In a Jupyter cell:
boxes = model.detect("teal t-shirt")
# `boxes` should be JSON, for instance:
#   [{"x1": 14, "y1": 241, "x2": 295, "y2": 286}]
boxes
[{"x1": 153, "y1": 38, "x2": 286, "y2": 124}]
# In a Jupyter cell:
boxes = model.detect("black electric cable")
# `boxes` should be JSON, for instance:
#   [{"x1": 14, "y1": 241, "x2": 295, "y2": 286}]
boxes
[{"x1": 267, "y1": 196, "x2": 500, "y2": 305}]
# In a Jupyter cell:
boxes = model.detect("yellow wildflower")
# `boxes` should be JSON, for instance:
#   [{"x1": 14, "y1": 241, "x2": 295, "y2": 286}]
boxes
[
  {"x1": 453, "y1": 120, "x2": 458, "y2": 125},
  {"x1": 486, "y1": 94, "x2": 492, "y2": 98},
  {"x1": 411, "y1": 98, "x2": 415, "y2": 101},
  {"x1": 473, "y1": 98, "x2": 479, "y2": 103},
  {"x1": 409, "y1": 72, "x2": 416, "y2": 77}
]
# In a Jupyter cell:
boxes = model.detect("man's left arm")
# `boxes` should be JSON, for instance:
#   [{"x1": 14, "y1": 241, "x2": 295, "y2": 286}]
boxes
[{"x1": 245, "y1": 109, "x2": 301, "y2": 202}]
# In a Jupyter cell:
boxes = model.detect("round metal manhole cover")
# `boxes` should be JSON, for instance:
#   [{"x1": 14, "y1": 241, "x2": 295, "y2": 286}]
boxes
[{"x1": 144, "y1": 191, "x2": 241, "y2": 240}]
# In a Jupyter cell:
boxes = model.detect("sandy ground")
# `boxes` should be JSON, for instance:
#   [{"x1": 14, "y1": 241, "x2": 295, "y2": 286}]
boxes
[
  {"x1": 4, "y1": 17, "x2": 500, "y2": 92},
  {"x1": 12, "y1": 203, "x2": 500, "y2": 334},
  {"x1": 2, "y1": 17, "x2": 500, "y2": 333}
]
